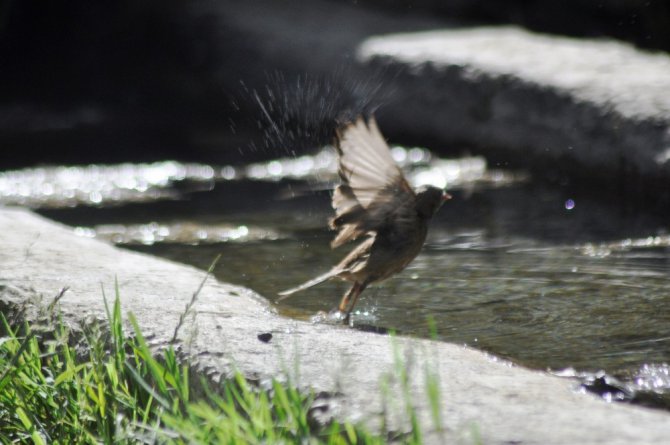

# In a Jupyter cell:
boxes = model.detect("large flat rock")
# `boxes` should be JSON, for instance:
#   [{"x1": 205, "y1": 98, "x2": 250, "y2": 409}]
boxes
[
  {"x1": 1, "y1": 206, "x2": 669, "y2": 444},
  {"x1": 358, "y1": 27, "x2": 670, "y2": 191}
]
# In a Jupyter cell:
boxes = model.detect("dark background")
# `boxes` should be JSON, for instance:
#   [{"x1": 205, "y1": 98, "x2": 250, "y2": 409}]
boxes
[{"x1": 1, "y1": 0, "x2": 668, "y2": 169}]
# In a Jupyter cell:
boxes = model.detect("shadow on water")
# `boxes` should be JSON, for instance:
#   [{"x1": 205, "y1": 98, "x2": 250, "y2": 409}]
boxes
[{"x1": 4, "y1": 147, "x2": 670, "y2": 409}]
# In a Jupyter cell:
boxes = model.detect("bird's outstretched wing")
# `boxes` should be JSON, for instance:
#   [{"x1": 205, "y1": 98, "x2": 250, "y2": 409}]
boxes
[{"x1": 330, "y1": 116, "x2": 415, "y2": 248}]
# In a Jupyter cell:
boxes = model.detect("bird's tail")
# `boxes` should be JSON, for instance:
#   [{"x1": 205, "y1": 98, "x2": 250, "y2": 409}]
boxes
[{"x1": 276, "y1": 269, "x2": 340, "y2": 301}]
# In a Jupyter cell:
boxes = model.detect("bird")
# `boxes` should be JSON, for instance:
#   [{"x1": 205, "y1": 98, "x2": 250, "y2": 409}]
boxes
[{"x1": 277, "y1": 115, "x2": 450, "y2": 320}]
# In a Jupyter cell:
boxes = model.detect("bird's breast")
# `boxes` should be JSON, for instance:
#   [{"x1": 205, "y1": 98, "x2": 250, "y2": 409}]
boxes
[{"x1": 365, "y1": 219, "x2": 428, "y2": 282}]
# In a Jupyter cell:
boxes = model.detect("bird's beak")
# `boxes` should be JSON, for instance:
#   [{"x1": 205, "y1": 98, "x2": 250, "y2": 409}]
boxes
[{"x1": 442, "y1": 192, "x2": 452, "y2": 202}]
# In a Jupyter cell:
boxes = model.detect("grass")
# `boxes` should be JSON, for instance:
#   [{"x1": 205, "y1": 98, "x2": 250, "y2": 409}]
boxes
[
  {"x1": 0, "y1": 272, "x2": 479, "y2": 444},
  {"x1": 0, "y1": 286, "x2": 387, "y2": 444}
]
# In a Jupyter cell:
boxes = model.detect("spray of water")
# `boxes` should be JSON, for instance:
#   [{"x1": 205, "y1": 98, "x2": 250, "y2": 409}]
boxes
[{"x1": 233, "y1": 68, "x2": 390, "y2": 157}]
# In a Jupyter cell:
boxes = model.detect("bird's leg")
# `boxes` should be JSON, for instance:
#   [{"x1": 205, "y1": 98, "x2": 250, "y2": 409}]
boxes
[
  {"x1": 338, "y1": 282, "x2": 361, "y2": 314},
  {"x1": 338, "y1": 281, "x2": 369, "y2": 322},
  {"x1": 344, "y1": 281, "x2": 368, "y2": 317}
]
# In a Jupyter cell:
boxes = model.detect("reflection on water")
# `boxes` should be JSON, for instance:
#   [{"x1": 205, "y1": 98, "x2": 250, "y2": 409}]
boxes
[
  {"x1": 5, "y1": 149, "x2": 670, "y2": 406},
  {"x1": 76, "y1": 222, "x2": 283, "y2": 245},
  {"x1": 0, "y1": 161, "x2": 216, "y2": 208},
  {"x1": 0, "y1": 148, "x2": 521, "y2": 208},
  {"x1": 582, "y1": 235, "x2": 670, "y2": 258}
]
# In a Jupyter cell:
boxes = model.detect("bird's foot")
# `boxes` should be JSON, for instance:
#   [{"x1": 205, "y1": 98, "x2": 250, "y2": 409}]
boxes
[{"x1": 330, "y1": 308, "x2": 353, "y2": 325}]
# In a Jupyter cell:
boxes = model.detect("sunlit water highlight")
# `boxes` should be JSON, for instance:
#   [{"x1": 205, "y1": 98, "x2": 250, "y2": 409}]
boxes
[
  {"x1": 0, "y1": 161, "x2": 216, "y2": 208},
  {"x1": 0, "y1": 147, "x2": 519, "y2": 208},
  {"x1": 4, "y1": 149, "x2": 670, "y2": 407},
  {"x1": 75, "y1": 222, "x2": 282, "y2": 245}
]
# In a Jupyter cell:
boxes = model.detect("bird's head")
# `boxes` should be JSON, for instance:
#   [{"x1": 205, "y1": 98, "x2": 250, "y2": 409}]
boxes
[{"x1": 415, "y1": 185, "x2": 451, "y2": 218}]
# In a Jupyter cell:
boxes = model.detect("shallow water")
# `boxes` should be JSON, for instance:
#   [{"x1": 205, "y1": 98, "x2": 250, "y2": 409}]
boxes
[
  {"x1": 6, "y1": 148, "x2": 670, "y2": 404},
  {"x1": 116, "y1": 186, "x2": 670, "y2": 374}
]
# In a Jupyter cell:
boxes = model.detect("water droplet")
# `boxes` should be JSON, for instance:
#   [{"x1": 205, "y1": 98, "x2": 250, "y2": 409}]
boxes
[
  {"x1": 565, "y1": 199, "x2": 575, "y2": 210},
  {"x1": 390, "y1": 146, "x2": 407, "y2": 163},
  {"x1": 221, "y1": 166, "x2": 236, "y2": 180},
  {"x1": 267, "y1": 161, "x2": 283, "y2": 176},
  {"x1": 89, "y1": 191, "x2": 102, "y2": 204},
  {"x1": 408, "y1": 147, "x2": 426, "y2": 163}
]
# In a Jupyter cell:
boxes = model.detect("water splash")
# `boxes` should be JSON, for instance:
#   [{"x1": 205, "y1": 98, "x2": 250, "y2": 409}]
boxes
[
  {"x1": 634, "y1": 363, "x2": 670, "y2": 393},
  {"x1": 237, "y1": 70, "x2": 388, "y2": 155},
  {"x1": 556, "y1": 363, "x2": 670, "y2": 409}
]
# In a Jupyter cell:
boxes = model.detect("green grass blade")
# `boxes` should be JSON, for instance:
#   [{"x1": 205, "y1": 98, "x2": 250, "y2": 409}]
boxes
[
  {"x1": 127, "y1": 313, "x2": 168, "y2": 396},
  {"x1": 123, "y1": 360, "x2": 170, "y2": 411}
]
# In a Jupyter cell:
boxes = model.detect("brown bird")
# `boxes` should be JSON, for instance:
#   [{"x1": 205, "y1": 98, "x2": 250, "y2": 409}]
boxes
[{"x1": 278, "y1": 115, "x2": 450, "y2": 319}]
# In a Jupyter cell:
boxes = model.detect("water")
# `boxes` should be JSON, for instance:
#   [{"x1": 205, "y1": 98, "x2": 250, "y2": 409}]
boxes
[
  {"x1": 5, "y1": 148, "x2": 670, "y2": 406},
  {"x1": 117, "y1": 186, "x2": 670, "y2": 374}
]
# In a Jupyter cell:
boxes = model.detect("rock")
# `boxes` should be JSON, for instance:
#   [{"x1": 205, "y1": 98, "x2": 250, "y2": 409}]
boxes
[
  {"x1": 1, "y1": 206, "x2": 669, "y2": 444},
  {"x1": 358, "y1": 26, "x2": 670, "y2": 198},
  {"x1": 339, "y1": 0, "x2": 670, "y2": 53}
]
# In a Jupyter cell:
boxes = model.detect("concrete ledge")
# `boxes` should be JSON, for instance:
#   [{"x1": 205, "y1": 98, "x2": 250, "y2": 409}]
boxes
[{"x1": 1, "y1": 206, "x2": 669, "y2": 444}]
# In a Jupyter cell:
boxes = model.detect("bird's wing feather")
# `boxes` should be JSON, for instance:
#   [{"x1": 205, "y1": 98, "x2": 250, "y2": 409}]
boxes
[
  {"x1": 330, "y1": 116, "x2": 415, "y2": 247},
  {"x1": 276, "y1": 268, "x2": 341, "y2": 300},
  {"x1": 335, "y1": 117, "x2": 410, "y2": 207}
]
